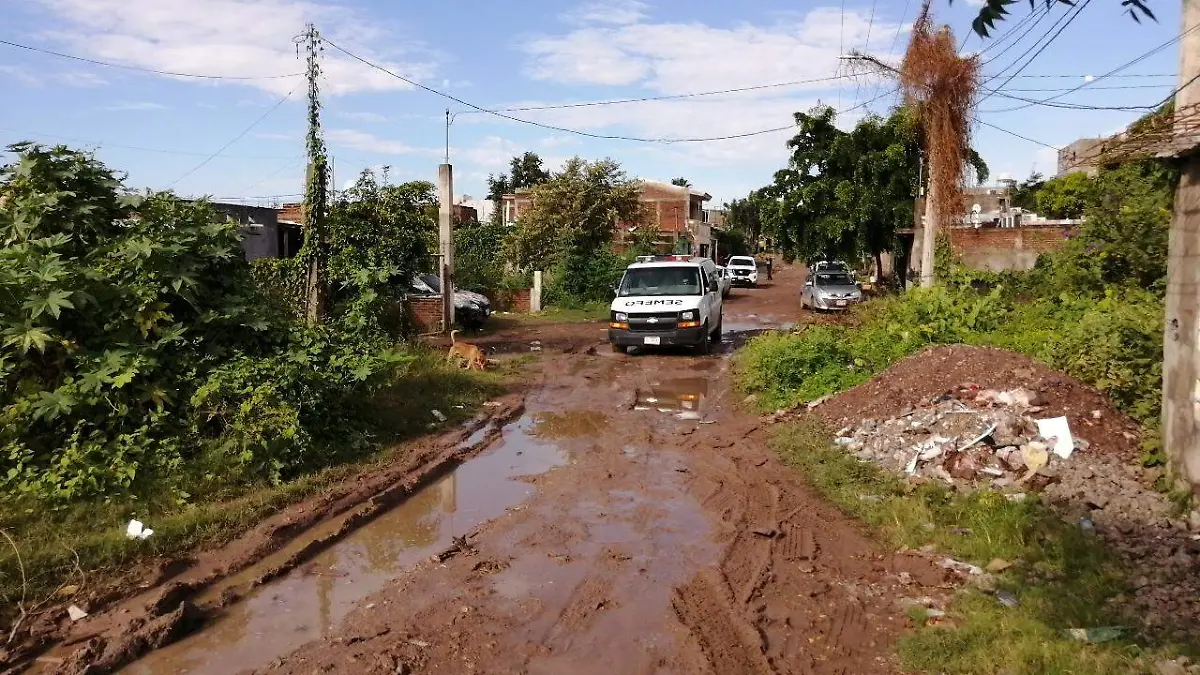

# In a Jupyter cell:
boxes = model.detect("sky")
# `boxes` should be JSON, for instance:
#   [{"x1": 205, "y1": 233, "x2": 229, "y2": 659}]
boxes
[{"x1": 0, "y1": 0, "x2": 1186, "y2": 210}]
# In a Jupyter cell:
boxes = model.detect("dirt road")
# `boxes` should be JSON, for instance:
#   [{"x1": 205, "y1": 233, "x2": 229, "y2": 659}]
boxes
[{"x1": 112, "y1": 265, "x2": 939, "y2": 675}]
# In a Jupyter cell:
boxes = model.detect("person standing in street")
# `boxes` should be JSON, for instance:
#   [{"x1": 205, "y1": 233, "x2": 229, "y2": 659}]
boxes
[{"x1": 766, "y1": 255, "x2": 774, "y2": 280}]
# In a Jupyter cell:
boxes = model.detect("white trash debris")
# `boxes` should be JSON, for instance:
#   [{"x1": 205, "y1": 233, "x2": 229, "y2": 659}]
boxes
[
  {"x1": 67, "y1": 604, "x2": 88, "y2": 621},
  {"x1": 125, "y1": 519, "x2": 153, "y2": 540},
  {"x1": 431, "y1": 409, "x2": 447, "y2": 422},
  {"x1": 940, "y1": 557, "x2": 984, "y2": 576},
  {"x1": 1035, "y1": 416, "x2": 1075, "y2": 459}
]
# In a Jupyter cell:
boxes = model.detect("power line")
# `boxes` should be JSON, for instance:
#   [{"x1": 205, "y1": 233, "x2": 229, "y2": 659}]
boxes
[
  {"x1": 166, "y1": 84, "x2": 300, "y2": 188},
  {"x1": 887, "y1": 0, "x2": 913, "y2": 57},
  {"x1": 0, "y1": 127, "x2": 295, "y2": 159},
  {"x1": 325, "y1": 36, "x2": 896, "y2": 144},
  {"x1": 0, "y1": 38, "x2": 304, "y2": 80},
  {"x1": 461, "y1": 73, "x2": 864, "y2": 114},
  {"x1": 974, "y1": 118, "x2": 1060, "y2": 150},
  {"x1": 976, "y1": 4, "x2": 1051, "y2": 65},
  {"x1": 979, "y1": 0, "x2": 1093, "y2": 101},
  {"x1": 982, "y1": 21, "x2": 1200, "y2": 113}
]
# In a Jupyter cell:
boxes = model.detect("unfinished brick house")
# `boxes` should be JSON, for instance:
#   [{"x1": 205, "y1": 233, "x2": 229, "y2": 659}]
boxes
[{"x1": 501, "y1": 180, "x2": 716, "y2": 257}]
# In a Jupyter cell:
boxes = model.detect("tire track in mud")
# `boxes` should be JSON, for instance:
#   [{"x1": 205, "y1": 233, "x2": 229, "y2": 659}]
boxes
[{"x1": 670, "y1": 401, "x2": 931, "y2": 675}]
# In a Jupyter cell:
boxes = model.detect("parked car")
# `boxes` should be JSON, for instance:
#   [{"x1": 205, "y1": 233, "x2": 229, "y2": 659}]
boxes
[
  {"x1": 725, "y1": 255, "x2": 759, "y2": 287},
  {"x1": 714, "y1": 265, "x2": 732, "y2": 298},
  {"x1": 410, "y1": 274, "x2": 491, "y2": 329},
  {"x1": 801, "y1": 270, "x2": 863, "y2": 311},
  {"x1": 811, "y1": 260, "x2": 852, "y2": 275}
]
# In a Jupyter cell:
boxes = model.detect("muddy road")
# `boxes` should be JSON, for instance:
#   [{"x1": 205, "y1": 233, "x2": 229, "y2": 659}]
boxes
[{"x1": 108, "y1": 265, "x2": 939, "y2": 675}]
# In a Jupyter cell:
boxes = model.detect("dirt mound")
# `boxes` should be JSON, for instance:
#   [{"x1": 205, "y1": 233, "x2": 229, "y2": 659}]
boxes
[{"x1": 812, "y1": 344, "x2": 1143, "y2": 461}]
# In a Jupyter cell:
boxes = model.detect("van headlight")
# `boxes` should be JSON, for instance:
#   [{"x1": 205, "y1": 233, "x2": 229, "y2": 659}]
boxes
[
  {"x1": 614, "y1": 312, "x2": 628, "y2": 322},
  {"x1": 680, "y1": 310, "x2": 696, "y2": 320}
]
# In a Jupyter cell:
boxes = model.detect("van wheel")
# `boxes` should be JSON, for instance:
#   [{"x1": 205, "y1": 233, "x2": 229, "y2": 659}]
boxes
[
  {"x1": 695, "y1": 324, "x2": 712, "y2": 355},
  {"x1": 611, "y1": 343, "x2": 627, "y2": 354}
]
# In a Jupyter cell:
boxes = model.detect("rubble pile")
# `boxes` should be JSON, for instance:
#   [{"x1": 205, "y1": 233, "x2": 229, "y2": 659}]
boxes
[
  {"x1": 828, "y1": 382, "x2": 1200, "y2": 642},
  {"x1": 833, "y1": 385, "x2": 1077, "y2": 492}
]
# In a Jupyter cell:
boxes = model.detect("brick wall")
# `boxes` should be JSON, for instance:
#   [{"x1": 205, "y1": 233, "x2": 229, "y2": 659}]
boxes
[
  {"x1": 947, "y1": 225, "x2": 1073, "y2": 271},
  {"x1": 406, "y1": 297, "x2": 444, "y2": 334},
  {"x1": 489, "y1": 288, "x2": 531, "y2": 313}
]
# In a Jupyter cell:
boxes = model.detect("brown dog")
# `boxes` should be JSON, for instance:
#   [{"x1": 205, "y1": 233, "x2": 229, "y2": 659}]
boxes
[{"x1": 446, "y1": 330, "x2": 487, "y2": 370}]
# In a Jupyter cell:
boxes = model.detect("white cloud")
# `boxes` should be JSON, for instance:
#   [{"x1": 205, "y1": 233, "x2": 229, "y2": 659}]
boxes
[
  {"x1": 0, "y1": 64, "x2": 108, "y2": 87},
  {"x1": 338, "y1": 111, "x2": 387, "y2": 123},
  {"x1": 1032, "y1": 146, "x2": 1060, "y2": 176},
  {"x1": 506, "y1": 6, "x2": 901, "y2": 169},
  {"x1": 32, "y1": 0, "x2": 440, "y2": 95},
  {"x1": 102, "y1": 101, "x2": 168, "y2": 111},
  {"x1": 58, "y1": 71, "x2": 107, "y2": 86},
  {"x1": 563, "y1": 0, "x2": 649, "y2": 26},
  {"x1": 327, "y1": 128, "x2": 436, "y2": 156},
  {"x1": 523, "y1": 7, "x2": 900, "y2": 94},
  {"x1": 0, "y1": 65, "x2": 43, "y2": 86}
]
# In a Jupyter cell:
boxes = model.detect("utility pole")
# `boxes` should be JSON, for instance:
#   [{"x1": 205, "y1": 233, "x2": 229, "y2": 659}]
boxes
[
  {"x1": 300, "y1": 22, "x2": 329, "y2": 324},
  {"x1": 920, "y1": 174, "x2": 938, "y2": 288},
  {"x1": 1162, "y1": 0, "x2": 1200, "y2": 492},
  {"x1": 438, "y1": 163, "x2": 456, "y2": 331}
]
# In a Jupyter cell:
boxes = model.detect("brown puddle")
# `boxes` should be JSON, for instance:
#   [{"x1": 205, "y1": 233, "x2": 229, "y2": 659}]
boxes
[
  {"x1": 634, "y1": 377, "x2": 710, "y2": 416},
  {"x1": 529, "y1": 410, "x2": 611, "y2": 439},
  {"x1": 122, "y1": 415, "x2": 565, "y2": 675}
]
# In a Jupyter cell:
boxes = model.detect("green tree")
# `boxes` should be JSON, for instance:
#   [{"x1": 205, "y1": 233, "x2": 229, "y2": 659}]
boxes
[
  {"x1": 1032, "y1": 171, "x2": 1094, "y2": 219},
  {"x1": 762, "y1": 104, "x2": 986, "y2": 278},
  {"x1": 1011, "y1": 171, "x2": 1046, "y2": 211},
  {"x1": 486, "y1": 151, "x2": 551, "y2": 224},
  {"x1": 670, "y1": 177, "x2": 692, "y2": 187},
  {"x1": 505, "y1": 157, "x2": 645, "y2": 300},
  {"x1": 326, "y1": 171, "x2": 436, "y2": 336}
]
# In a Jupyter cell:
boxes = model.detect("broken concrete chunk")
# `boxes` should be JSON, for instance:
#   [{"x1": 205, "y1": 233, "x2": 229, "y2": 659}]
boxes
[{"x1": 67, "y1": 605, "x2": 88, "y2": 621}]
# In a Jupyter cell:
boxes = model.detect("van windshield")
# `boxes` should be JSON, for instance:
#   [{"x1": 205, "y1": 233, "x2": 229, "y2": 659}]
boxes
[
  {"x1": 619, "y1": 267, "x2": 702, "y2": 297},
  {"x1": 728, "y1": 257, "x2": 756, "y2": 267}
]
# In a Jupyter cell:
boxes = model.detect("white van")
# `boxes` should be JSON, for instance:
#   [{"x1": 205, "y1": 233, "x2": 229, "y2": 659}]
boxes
[{"x1": 608, "y1": 256, "x2": 723, "y2": 354}]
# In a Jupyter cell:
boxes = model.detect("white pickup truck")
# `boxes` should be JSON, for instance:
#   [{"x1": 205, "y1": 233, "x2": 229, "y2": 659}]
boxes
[
  {"x1": 608, "y1": 256, "x2": 724, "y2": 354},
  {"x1": 725, "y1": 255, "x2": 759, "y2": 287}
]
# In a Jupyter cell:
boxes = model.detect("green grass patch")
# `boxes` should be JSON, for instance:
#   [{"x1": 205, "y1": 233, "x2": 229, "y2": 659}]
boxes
[
  {"x1": 772, "y1": 422, "x2": 1193, "y2": 674},
  {"x1": 0, "y1": 346, "x2": 511, "y2": 617},
  {"x1": 486, "y1": 302, "x2": 610, "y2": 330},
  {"x1": 735, "y1": 284, "x2": 1163, "y2": 436}
]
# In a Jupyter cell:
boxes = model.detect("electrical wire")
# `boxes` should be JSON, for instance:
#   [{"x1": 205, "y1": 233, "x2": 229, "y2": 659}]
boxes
[
  {"x1": 325, "y1": 36, "x2": 896, "y2": 144},
  {"x1": 974, "y1": 118, "x2": 1060, "y2": 150},
  {"x1": 983, "y1": 22, "x2": 1200, "y2": 113},
  {"x1": 0, "y1": 38, "x2": 304, "y2": 80},
  {"x1": 979, "y1": 0, "x2": 1093, "y2": 102},
  {"x1": 976, "y1": 5, "x2": 1052, "y2": 65},
  {"x1": 887, "y1": 0, "x2": 913, "y2": 58},
  {"x1": 460, "y1": 73, "x2": 864, "y2": 115},
  {"x1": 166, "y1": 84, "x2": 300, "y2": 188}
]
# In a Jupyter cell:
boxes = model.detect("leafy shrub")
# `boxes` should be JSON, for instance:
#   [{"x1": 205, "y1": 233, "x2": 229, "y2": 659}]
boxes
[{"x1": 0, "y1": 145, "x2": 398, "y2": 505}]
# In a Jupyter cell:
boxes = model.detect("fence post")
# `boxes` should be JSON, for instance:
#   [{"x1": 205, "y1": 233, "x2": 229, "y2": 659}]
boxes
[{"x1": 531, "y1": 270, "x2": 543, "y2": 313}]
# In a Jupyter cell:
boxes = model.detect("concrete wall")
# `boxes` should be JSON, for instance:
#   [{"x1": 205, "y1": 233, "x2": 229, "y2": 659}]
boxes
[
  {"x1": 946, "y1": 225, "x2": 1071, "y2": 272},
  {"x1": 207, "y1": 202, "x2": 281, "y2": 261}
]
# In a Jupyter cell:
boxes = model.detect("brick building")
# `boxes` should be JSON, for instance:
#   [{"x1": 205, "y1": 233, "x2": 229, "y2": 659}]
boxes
[{"x1": 500, "y1": 180, "x2": 716, "y2": 257}]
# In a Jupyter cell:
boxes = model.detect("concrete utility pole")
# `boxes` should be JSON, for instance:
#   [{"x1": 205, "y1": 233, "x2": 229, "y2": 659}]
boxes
[
  {"x1": 438, "y1": 163, "x2": 456, "y2": 331},
  {"x1": 1162, "y1": 0, "x2": 1200, "y2": 491},
  {"x1": 920, "y1": 176, "x2": 939, "y2": 288}
]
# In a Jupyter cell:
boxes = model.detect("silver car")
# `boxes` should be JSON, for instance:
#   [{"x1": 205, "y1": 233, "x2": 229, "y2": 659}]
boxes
[{"x1": 801, "y1": 271, "x2": 863, "y2": 311}]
